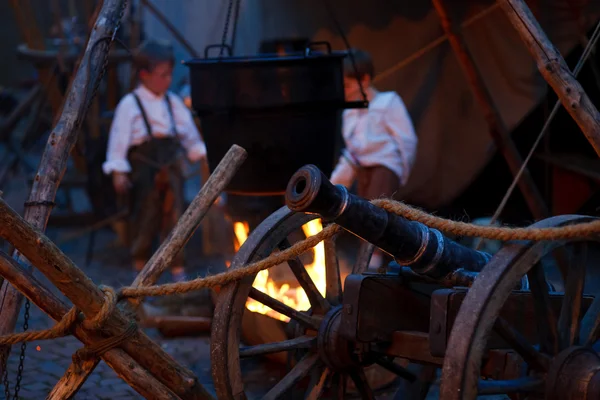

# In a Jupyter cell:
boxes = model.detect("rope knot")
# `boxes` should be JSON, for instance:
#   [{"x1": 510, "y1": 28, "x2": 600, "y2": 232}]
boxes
[{"x1": 81, "y1": 285, "x2": 118, "y2": 331}]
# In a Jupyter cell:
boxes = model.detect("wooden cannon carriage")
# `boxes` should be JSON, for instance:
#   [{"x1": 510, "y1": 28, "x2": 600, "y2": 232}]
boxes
[{"x1": 211, "y1": 164, "x2": 600, "y2": 399}]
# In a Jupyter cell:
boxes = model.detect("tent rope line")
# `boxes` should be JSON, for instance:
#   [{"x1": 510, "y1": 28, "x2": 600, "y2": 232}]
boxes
[{"x1": 1, "y1": 197, "x2": 599, "y2": 347}]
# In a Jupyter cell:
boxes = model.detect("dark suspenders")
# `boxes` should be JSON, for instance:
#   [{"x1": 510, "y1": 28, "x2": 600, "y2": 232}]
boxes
[{"x1": 131, "y1": 92, "x2": 178, "y2": 138}]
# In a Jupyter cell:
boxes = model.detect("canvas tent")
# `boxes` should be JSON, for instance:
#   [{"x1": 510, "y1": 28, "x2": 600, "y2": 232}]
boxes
[{"x1": 143, "y1": 0, "x2": 600, "y2": 209}]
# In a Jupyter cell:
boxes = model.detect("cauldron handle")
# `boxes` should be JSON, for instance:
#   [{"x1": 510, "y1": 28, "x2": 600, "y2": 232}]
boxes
[
  {"x1": 204, "y1": 44, "x2": 233, "y2": 58},
  {"x1": 304, "y1": 41, "x2": 332, "y2": 56}
]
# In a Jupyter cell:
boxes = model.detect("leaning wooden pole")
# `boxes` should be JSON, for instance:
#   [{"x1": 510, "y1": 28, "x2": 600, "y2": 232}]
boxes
[
  {"x1": 0, "y1": 0, "x2": 127, "y2": 376},
  {"x1": 432, "y1": 0, "x2": 549, "y2": 220},
  {"x1": 0, "y1": 252, "x2": 179, "y2": 400},
  {"x1": 498, "y1": 0, "x2": 600, "y2": 157}
]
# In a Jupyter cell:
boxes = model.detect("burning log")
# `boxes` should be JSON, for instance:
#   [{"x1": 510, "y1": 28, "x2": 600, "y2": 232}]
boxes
[{"x1": 285, "y1": 165, "x2": 493, "y2": 280}]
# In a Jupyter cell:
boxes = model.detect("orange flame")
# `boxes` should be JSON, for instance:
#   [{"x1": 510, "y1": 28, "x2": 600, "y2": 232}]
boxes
[{"x1": 233, "y1": 219, "x2": 326, "y2": 322}]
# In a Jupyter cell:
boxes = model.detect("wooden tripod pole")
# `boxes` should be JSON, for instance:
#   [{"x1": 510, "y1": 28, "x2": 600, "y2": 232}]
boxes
[
  {"x1": 0, "y1": 0, "x2": 126, "y2": 378},
  {"x1": 499, "y1": 0, "x2": 600, "y2": 157},
  {"x1": 431, "y1": 0, "x2": 549, "y2": 220}
]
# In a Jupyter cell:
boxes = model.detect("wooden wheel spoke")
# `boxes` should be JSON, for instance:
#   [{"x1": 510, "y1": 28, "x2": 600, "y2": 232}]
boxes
[
  {"x1": 239, "y1": 336, "x2": 316, "y2": 358},
  {"x1": 348, "y1": 368, "x2": 375, "y2": 400},
  {"x1": 558, "y1": 242, "x2": 587, "y2": 348},
  {"x1": 375, "y1": 357, "x2": 417, "y2": 382},
  {"x1": 493, "y1": 317, "x2": 551, "y2": 371},
  {"x1": 354, "y1": 242, "x2": 375, "y2": 274},
  {"x1": 262, "y1": 353, "x2": 320, "y2": 400},
  {"x1": 581, "y1": 294, "x2": 600, "y2": 346},
  {"x1": 527, "y1": 263, "x2": 559, "y2": 355},
  {"x1": 324, "y1": 236, "x2": 343, "y2": 305},
  {"x1": 279, "y1": 239, "x2": 330, "y2": 314},
  {"x1": 477, "y1": 376, "x2": 545, "y2": 395},
  {"x1": 249, "y1": 287, "x2": 321, "y2": 329},
  {"x1": 304, "y1": 366, "x2": 331, "y2": 400},
  {"x1": 330, "y1": 373, "x2": 347, "y2": 400}
]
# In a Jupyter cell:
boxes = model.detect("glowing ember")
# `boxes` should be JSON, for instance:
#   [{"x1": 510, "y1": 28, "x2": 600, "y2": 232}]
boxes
[{"x1": 234, "y1": 219, "x2": 327, "y2": 322}]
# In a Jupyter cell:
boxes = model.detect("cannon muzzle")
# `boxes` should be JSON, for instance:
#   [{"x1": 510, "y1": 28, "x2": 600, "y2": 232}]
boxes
[{"x1": 286, "y1": 164, "x2": 492, "y2": 279}]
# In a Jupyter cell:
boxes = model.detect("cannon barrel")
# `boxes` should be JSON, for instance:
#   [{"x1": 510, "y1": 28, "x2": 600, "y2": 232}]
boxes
[{"x1": 285, "y1": 165, "x2": 492, "y2": 279}]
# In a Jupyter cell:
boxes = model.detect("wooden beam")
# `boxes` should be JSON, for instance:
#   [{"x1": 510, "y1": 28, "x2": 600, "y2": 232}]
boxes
[
  {"x1": 0, "y1": 252, "x2": 179, "y2": 400},
  {"x1": 432, "y1": 0, "x2": 549, "y2": 220},
  {"x1": 499, "y1": 0, "x2": 600, "y2": 157}
]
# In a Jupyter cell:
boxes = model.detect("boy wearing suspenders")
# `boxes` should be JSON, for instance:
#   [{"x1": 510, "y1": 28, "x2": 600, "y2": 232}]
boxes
[{"x1": 103, "y1": 40, "x2": 207, "y2": 282}]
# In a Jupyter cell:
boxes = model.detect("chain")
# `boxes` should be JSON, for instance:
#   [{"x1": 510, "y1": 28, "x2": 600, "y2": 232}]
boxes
[
  {"x1": 220, "y1": 0, "x2": 235, "y2": 57},
  {"x1": 12, "y1": 301, "x2": 29, "y2": 400},
  {"x1": 2, "y1": 351, "x2": 10, "y2": 400},
  {"x1": 1, "y1": 300, "x2": 29, "y2": 400}
]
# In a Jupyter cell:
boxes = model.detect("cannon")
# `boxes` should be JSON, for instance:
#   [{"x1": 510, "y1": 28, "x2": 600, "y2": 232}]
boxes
[{"x1": 211, "y1": 164, "x2": 600, "y2": 399}]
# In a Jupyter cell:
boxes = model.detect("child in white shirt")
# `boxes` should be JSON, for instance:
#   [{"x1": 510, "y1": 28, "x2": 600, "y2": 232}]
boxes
[
  {"x1": 331, "y1": 48, "x2": 418, "y2": 268},
  {"x1": 103, "y1": 39, "x2": 207, "y2": 281}
]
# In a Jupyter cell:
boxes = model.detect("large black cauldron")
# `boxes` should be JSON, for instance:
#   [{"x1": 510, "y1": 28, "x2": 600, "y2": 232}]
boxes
[{"x1": 185, "y1": 42, "x2": 363, "y2": 195}]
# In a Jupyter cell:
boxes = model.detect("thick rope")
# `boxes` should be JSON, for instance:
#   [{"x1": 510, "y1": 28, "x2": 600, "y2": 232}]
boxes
[
  {"x1": 2, "y1": 197, "x2": 600, "y2": 345},
  {"x1": 0, "y1": 307, "x2": 79, "y2": 346}
]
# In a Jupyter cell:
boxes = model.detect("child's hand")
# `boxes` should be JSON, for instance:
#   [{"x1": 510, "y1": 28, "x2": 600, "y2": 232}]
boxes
[{"x1": 112, "y1": 172, "x2": 131, "y2": 194}]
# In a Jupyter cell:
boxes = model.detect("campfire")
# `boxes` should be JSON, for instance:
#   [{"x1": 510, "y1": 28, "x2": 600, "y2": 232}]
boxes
[{"x1": 232, "y1": 219, "x2": 327, "y2": 322}]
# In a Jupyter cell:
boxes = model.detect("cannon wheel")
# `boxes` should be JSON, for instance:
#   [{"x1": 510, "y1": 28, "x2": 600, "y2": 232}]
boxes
[
  {"x1": 211, "y1": 206, "x2": 436, "y2": 399},
  {"x1": 440, "y1": 214, "x2": 600, "y2": 400}
]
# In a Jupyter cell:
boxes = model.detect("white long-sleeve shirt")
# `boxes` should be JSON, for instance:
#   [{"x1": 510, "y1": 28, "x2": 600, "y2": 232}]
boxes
[
  {"x1": 330, "y1": 91, "x2": 418, "y2": 188},
  {"x1": 102, "y1": 85, "x2": 207, "y2": 175}
]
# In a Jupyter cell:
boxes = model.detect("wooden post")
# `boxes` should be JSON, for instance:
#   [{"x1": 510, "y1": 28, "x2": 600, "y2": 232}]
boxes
[
  {"x1": 0, "y1": 0, "x2": 123, "y2": 379},
  {"x1": 0, "y1": 198, "x2": 212, "y2": 399},
  {"x1": 498, "y1": 0, "x2": 600, "y2": 157},
  {"x1": 0, "y1": 252, "x2": 178, "y2": 400},
  {"x1": 431, "y1": 0, "x2": 549, "y2": 221}
]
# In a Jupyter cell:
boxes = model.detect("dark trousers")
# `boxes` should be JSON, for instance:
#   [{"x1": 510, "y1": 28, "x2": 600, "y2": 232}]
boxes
[
  {"x1": 357, "y1": 165, "x2": 400, "y2": 200},
  {"x1": 127, "y1": 139, "x2": 185, "y2": 267},
  {"x1": 356, "y1": 165, "x2": 400, "y2": 268}
]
